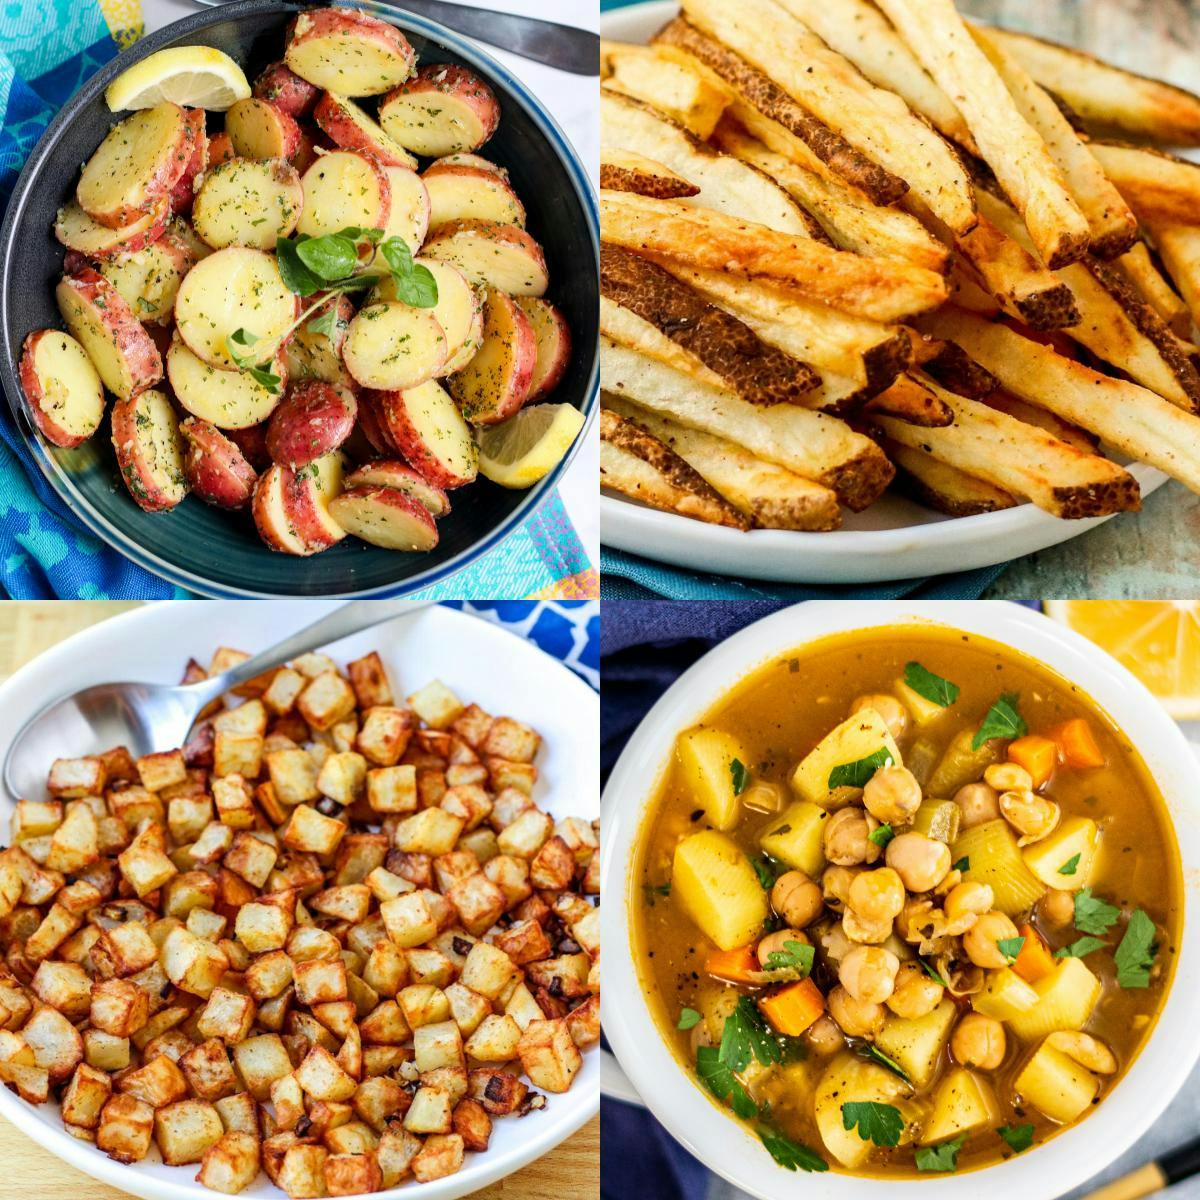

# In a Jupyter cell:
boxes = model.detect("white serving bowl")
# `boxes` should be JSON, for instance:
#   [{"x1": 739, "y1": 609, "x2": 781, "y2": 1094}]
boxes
[
  {"x1": 601, "y1": 600, "x2": 1200, "y2": 1200},
  {"x1": 0, "y1": 601, "x2": 599, "y2": 1200}
]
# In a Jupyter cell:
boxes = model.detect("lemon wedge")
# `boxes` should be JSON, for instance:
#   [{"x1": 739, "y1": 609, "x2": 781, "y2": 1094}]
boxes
[
  {"x1": 477, "y1": 403, "x2": 586, "y2": 489},
  {"x1": 106, "y1": 46, "x2": 251, "y2": 112},
  {"x1": 1044, "y1": 600, "x2": 1200, "y2": 719}
]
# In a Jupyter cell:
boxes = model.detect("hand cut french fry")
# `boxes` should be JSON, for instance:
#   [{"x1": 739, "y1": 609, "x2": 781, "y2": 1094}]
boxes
[
  {"x1": 876, "y1": 0, "x2": 1088, "y2": 268},
  {"x1": 601, "y1": 337, "x2": 894, "y2": 509},
  {"x1": 600, "y1": 191, "x2": 948, "y2": 323},
  {"x1": 604, "y1": 396, "x2": 842, "y2": 530},
  {"x1": 600, "y1": 149, "x2": 700, "y2": 199},
  {"x1": 1147, "y1": 222, "x2": 1200, "y2": 336},
  {"x1": 921, "y1": 307, "x2": 1200, "y2": 495},
  {"x1": 600, "y1": 244, "x2": 819, "y2": 405},
  {"x1": 875, "y1": 374, "x2": 1140, "y2": 518},
  {"x1": 886, "y1": 440, "x2": 1018, "y2": 516},
  {"x1": 1090, "y1": 143, "x2": 1200, "y2": 227},
  {"x1": 1117, "y1": 242, "x2": 1193, "y2": 340},
  {"x1": 601, "y1": 40, "x2": 730, "y2": 138},
  {"x1": 863, "y1": 373, "x2": 953, "y2": 427},
  {"x1": 678, "y1": 0, "x2": 978, "y2": 234},
  {"x1": 920, "y1": 339, "x2": 1000, "y2": 399},
  {"x1": 982, "y1": 27, "x2": 1200, "y2": 146},
  {"x1": 600, "y1": 408, "x2": 750, "y2": 528},
  {"x1": 969, "y1": 26, "x2": 1136, "y2": 259},
  {"x1": 601, "y1": 88, "x2": 817, "y2": 236},
  {"x1": 983, "y1": 393, "x2": 1099, "y2": 455}
]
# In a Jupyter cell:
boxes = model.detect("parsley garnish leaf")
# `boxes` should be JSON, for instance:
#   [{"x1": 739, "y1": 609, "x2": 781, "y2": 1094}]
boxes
[
  {"x1": 868, "y1": 823, "x2": 894, "y2": 848},
  {"x1": 972, "y1": 693, "x2": 1028, "y2": 749},
  {"x1": 1058, "y1": 853, "x2": 1081, "y2": 876},
  {"x1": 1074, "y1": 888, "x2": 1121, "y2": 936},
  {"x1": 677, "y1": 1008, "x2": 701, "y2": 1031},
  {"x1": 730, "y1": 758, "x2": 749, "y2": 796},
  {"x1": 751, "y1": 856, "x2": 781, "y2": 891},
  {"x1": 841, "y1": 1101, "x2": 904, "y2": 1147},
  {"x1": 762, "y1": 940, "x2": 814, "y2": 977},
  {"x1": 915, "y1": 1134, "x2": 965, "y2": 1172},
  {"x1": 952, "y1": 856, "x2": 970, "y2": 873},
  {"x1": 1114, "y1": 908, "x2": 1157, "y2": 988},
  {"x1": 919, "y1": 958, "x2": 950, "y2": 987},
  {"x1": 1054, "y1": 936, "x2": 1108, "y2": 959},
  {"x1": 757, "y1": 1128, "x2": 828, "y2": 1172},
  {"x1": 997, "y1": 1124, "x2": 1035, "y2": 1154},
  {"x1": 857, "y1": 1043, "x2": 911, "y2": 1083},
  {"x1": 828, "y1": 746, "x2": 894, "y2": 790},
  {"x1": 997, "y1": 936, "x2": 1025, "y2": 964},
  {"x1": 904, "y1": 662, "x2": 960, "y2": 707}
]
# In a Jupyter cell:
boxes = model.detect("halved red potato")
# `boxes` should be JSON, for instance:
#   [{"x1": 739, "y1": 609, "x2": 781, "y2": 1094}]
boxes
[
  {"x1": 423, "y1": 165, "x2": 525, "y2": 231},
  {"x1": 54, "y1": 196, "x2": 169, "y2": 260},
  {"x1": 226, "y1": 98, "x2": 302, "y2": 161},
  {"x1": 266, "y1": 380, "x2": 357, "y2": 467},
  {"x1": 283, "y1": 451, "x2": 347, "y2": 550},
  {"x1": 313, "y1": 91, "x2": 416, "y2": 168},
  {"x1": 180, "y1": 417, "x2": 258, "y2": 509},
  {"x1": 168, "y1": 216, "x2": 213, "y2": 262},
  {"x1": 344, "y1": 459, "x2": 450, "y2": 517},
  {"x1": 254, "y1": 61, "x2": 320, "y2": 118},
  {"x1": 343, "y1": 302, "x2": 447, "y2": 390},
  {"x1": 375, "y1": 259, "x2": 482, "y2": 375},
  {"x1": 97, "y1": 223, "x2": 197, "y2": 325},
  {"x1": 379, "y1": 65, "x2": 500, "y2": 157},
  {"x1": 329, "y1": 484, "x2": 438, "y2": 551},
  {"x1": 192, "y1": 158, "x2": 303, "y2": 250},
  {"x1": 253, "y1": 464, "x2": 309, "y2": 554},
  {"x1": 55, "y1": 269, "x2": 162, "y2": 400},
  {"x1": 226, "y1": 421, "x2": 271, "y2": 470},
  {"x1": 174, "y1": 246, "x2": 298, "y2": 368},
  {"x1": 167, "y1": 334, "x2": 285, "y2": 430},
  {"x1": 77, "y1": 103, "x2": 192, "y2": 228},
  {"x1": 170, "y1": 109, "x2": 208, "y2": 216},
  {"x1": 422, "y1": 220, "x2": 548, "y2": 296},
  {"x1": 446, "y1": 288, "x2": 536, "y2": 425},
  {"x1": 355, "y1": 390, "x2": 399, "y2": 456},
  {"x1": 424, "y1": 153, "x2": 511, "y2": 183},
  {"x1": 285, "y1": 294, "x2": 356, "y2": 385},
  {"x1": 207, "y1": 132, "x2": 236, "y2": 168},
  {"x1": 285, "y1": 9, "x2": 415, "y2": 97},
  {"x1": 381, "y1": 166, "x2": 430, "y2": 253},
  {"x1": 376, "y1": 380, "x2": 478, "y2": 489},
  {"x1": 516, "y1": 297, "x2": 571, "y2": 401},
  {"x1": 18, "y1": 330, "x2": 105, "y2": 448},
  {"x1": 110, "y1": 387, "x2": 188, "y2": 512},
  {"x1": 297, "y1": 150, "x2": 391, "y2": 238}
]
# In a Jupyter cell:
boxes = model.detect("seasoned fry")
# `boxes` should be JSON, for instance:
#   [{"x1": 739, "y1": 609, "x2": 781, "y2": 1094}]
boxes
[
  {"x1": 600, "y1": 149, "x2": 699, "y2": 199},
  {"x1": 600, "y1": 408, "x2": 750, "y2": 529},
  {"x1": 886, "y1": 440, "x2": 1018, "y2": 516},
  {"x1": 601, "y1": 337, "x2": 894, "y2": 509},
  {"x1": 605, "y1": 396, "x2": 842, "y2": 531},
  {"x1": 920, "y1": 338, "x2": 1000, "y2": 399},
  {"x1": 601, "y1": 40, "x2": 730, "y2": 138},
  {"x1": 876, "y1": 0, "x2": 1088, "y2": 267},
  {"x1": 1089, "y1": 143, "x2": 1200, "y2": 228},
  {"x1": 983, "y1": 392, "x2": 1099, "y2": 455},
  {"x1": 969, "y1": 27, "x2": 1136, "y2": 259},
  {"x1": 863, "y1": 373, "x2": 953, "y2": 427},
  {"x1": 678, "y1": 0, "x2": 978, "y2": 234},
  {"x1": 983, "y1": 27, "x2": 1200, "y2": 146},
  {"x1": 876, "y1": 374, "x2": 1140, "y2": 518},
  {"x1": 599, "y1": 191, "x2": 949, "y2": 323},
  {"x1": 1148, "y1": 223, "x2": 1200, "y2": 335},
  {"x1": 922, "y1": 307, "x2": 1200, "y2": 495},
  {"x1": 1117, "y1": 242, "x2": 1193, "y2": 340},
  {"x1": 600, "y1": 244, "x2": 819, "y2": 404}
]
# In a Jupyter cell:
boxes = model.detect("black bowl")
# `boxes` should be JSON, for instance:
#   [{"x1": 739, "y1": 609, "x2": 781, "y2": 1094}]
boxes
[{"x1": 0, "y1": 0, "x2": 598, "y2": 597}]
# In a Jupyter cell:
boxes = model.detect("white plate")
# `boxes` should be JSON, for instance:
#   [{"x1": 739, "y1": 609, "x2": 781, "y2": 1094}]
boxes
[
  {"x1": 598, "y1": 0, "x2": 1170, "y2": 584},
  {"x1": 0, "y1": 601, "x2": 599, "y2": 1200}
]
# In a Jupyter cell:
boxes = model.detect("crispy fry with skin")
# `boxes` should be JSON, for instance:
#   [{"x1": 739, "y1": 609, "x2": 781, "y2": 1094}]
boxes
[
  {"x1": 1089, "y1": 143, "x2": 1200, "y2": 228},
  {"x1": 1117, "y1": 242, "x2": 1193, "y2": 340},
  {"x1": 876, "y1": 0, "x2": 1088, "y2": 268},
  {"x1": 886, "y1": 440, "x2": 1018, "y2": 516},
  {"x1": 1147, "y1": 223, "x2": 1200, "y2": 336},
  {"x1": 983, "y1": 393, "x2": 1099, "y2": 455},
  {"x1": 599, "y1": 191, "x2": 948, "y2": 323},
  {"x1": 863, "y1": 374, "x2": 953, "y2": 427},
  {"x1": 600, "y1": 149, "x2": 699, "y2": 199},
  {"x1": 601, "y1": 40, "x2": 730, "y2": 138}
]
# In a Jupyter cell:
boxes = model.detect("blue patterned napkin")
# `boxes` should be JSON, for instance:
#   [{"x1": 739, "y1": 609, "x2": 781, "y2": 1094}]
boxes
[{"x1": 0, "y1": 3, "x2": 594, "y2": 599}]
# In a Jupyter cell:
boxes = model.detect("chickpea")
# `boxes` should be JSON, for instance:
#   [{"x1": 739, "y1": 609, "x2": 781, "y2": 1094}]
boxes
[
  {"x1": 885, "y1": 832, "x2": 952, "y2": 893},
  {"x1": 757, "y1": 928, "x2": 810, "y2": 968},
  {"x1": 805, "y1": 1015, "x2": 845, "y2": 1056},
  {"x1": 863, "y1": 765, "x2": 923, "y2": 826},
  {"x1": 953, "y1": 782, "x2": 1000, "y2": 828},
  {"x1": 839, "y1": 945, "x2": 900, "y2": 1005},
  {"x1": 772, "y1": 871, "x2": 824, "y2": 929},
  {"x1": 822, "y1": 865, "x2": 862, "y2": 911},
  {"x1": 984, "y1": 762, "x2": 1033, "y2": 792},
  {"x1": 1000, "y1": 789, "x2": 1061, "y2": 844},
  {"x1": 962, "y1": 910, "x2": 1020, "y2": 969},
  {"x1": 1038, "y1": 887, "x2": 1076, "y2": 927},
  {"x1": 828, "y1": 984, "x2": 885, "y2": 1038},
  {"x1": 887, "y1": 961, "x2": 944, "y2": 1019},
  {"x1": 850, "y1": 694, "x2": 909, "y2": 741},
  {"x1": 842, "y1": 907, "x2": 893, "y2": 944},
  {"x1": 823, "y1": 806, "x2": 882, "y2": 867},
  {"x1": 943, "y1": 880, "x2": 994, "y2": 921},
  {"x1": 951, "y1": 1013, "x2": 1006, "y2": 1070},
  {"x1": 847, "y1": 867, "x2": 906, "y2": 923}
]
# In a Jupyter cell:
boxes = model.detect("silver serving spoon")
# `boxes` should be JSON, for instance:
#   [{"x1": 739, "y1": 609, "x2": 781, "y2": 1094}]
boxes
[{"x1": 2, "y1": 599, "x2": 434, "y2": 803}]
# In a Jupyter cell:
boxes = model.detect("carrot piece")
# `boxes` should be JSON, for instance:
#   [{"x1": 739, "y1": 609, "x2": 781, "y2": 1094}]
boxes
[
  {"x1": 1013, "y1": 923, "x2": 1055, "y2": 983},
  {"x1": 1051, "y1": 718, "x2": 1106, "y2": 769},
  {"x1": 705, "y1": 944, "x2": 759, "y2": 984},
  {"x1": 1007, "y1": 734, "x2": 1057, "y2": 788},
  {"x1": 759, "y1": 978, "x2": 825, "y2": 1036}
]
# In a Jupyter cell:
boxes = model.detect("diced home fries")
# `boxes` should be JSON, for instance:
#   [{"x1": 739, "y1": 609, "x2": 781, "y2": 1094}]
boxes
[{"x1": 0, "y1": 646, "x2": 597, "y2": 1195}]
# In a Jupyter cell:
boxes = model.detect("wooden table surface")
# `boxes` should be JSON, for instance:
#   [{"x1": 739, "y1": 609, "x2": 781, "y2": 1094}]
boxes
[{"x1": 0, "y1": 602, "x2": 599, "y2": 1200}]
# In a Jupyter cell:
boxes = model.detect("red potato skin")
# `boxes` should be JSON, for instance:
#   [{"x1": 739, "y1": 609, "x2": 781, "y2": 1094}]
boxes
[
  {"x1": 61, "y1": 250, "x2": 90, "y2": 275},
  {"x1": 254, "y1": 61, "x2": 320, "y2": 118},
  {"x1": 266, "y1": 380, "x2": 357, "y2": 468},
  {"x1": 292, "y1": 127, "x2": 321, "y2": 175},
  {"x1": 18, "y1": 330, "x2": 99, "y2": 449},
  {"x1": 312, "y1": 92, "x2": 413, "y2": 167},
  {"x1": 424, "y1": 165, "x2": 526, "y2": 223},
  {"x1": 225, "y1": 422, "x2": 272, "y2": 470},
  {"x1": 60, "y1": 268, "x2": 163, "y2": 397},
  {"x1": 54, "y1": 198, "x2": 170, "y2": 261},
  {"x1": 356, "y1": 392, "x2": 399, "y2": 456},
  {"x1": 282, "y1": 466, "x2": 345, "y2": 551},
  {"x1": 449, "y1": 290, "x2": 536, "y2": 426},
  {"x1": 207, "y1": 132, "x2": 236, "y2": 168},
  {"x1": 344, "y1": 459, "x2": 450, "y2": 517},
  {"x1": 110, "y1": 394, "x2": 183, "y2": 513},
  {"x1": 425, "y1": 220, "x2": 549, "y2": 289},
  {"x1": 521, "y1": 298, "x2": 572, "y2": 401},
  {"x1": 170, "y1": 109, "x2": 208, "y2": 215},
  {"x1": 253, "y1": 466, "x2": 308, "y2": 554},
  {"x1": 228, "y1": 98, "x2": 302, "y2": 160},
  {"x1": 374, "y1": 389, "x2": 475, "y2": 489},
  {"x1": 285, "y1": 10, "x2": 416, "y2": 88},
  {"x1": 180, "y1": 417, "x2": 257, "y2": 509},
  {"x1": 328, "y1": 484, "x2": 438, "y2": 551},
  {"x1": 424, "y1": 153, "x2": 510, "y2": 183},
  {"x1": 386, "y1": 65, "x2": 501, "y2": 151}
]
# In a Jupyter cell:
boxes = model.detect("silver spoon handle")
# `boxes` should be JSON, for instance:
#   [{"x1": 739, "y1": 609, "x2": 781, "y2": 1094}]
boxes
[{"x1": 189, "y1": 599, "x2": 436, "y2": 707}]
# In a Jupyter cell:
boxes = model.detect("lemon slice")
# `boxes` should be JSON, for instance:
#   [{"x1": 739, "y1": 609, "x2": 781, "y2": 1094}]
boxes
[
  {"x1": 1044, "y1": 600, "x2": 1200, "y2": 719},
  {"x1": 477, "y1": 403, "x2": 586, "y2": 489},
  {"x1": 106, "y1": 47, "x2": 251, "y2": 112}
]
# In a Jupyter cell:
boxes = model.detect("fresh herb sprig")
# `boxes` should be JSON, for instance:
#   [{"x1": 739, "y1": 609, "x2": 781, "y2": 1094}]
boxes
[
  {"x1": 904, "y1": 662, "x2": 960, "y2": 707},
  {"x1": 972, "y1": 693, "x2": 1027, "y2": 749}
]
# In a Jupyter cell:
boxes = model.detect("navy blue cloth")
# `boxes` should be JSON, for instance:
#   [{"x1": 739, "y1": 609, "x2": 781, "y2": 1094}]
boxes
[{"x1": 601, "y1": 1094, "x2": 714, "y2": 1200}]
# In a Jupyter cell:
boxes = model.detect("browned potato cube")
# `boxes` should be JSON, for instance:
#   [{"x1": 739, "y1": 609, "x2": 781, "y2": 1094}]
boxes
[
  {"x1": 309, "y1": 884, "x2": 370, "y2": 922},
  {"x1": 482, "y1": 717, "x2": 540, "y2": 763},
  {"x1": 360, "y1": 999, "x2": 412, "y2": 1045},
  {"x1": 192, "y1": 821, "x2": 235, "y2": 864},
  {"x1": 163, "y1": 927, "x2": 229, "y2": 997},
  {"x1": 295, "y1": 1044, "x2": 357, "y2": 1101},
  {"x1": 530, "y1": 834, "x2": 576, "y2": 890},
  {"x1": 162, "y1": 869, "x2": 219, "y2": 922},
  {"x1": 322, "y1": 1151, "x2": 381, "y2": 1195},
  {"x1": 397, "y1": 984, "x2": 451, "y2": 1031},
  {"x1": 108, "y1": 786, "x2": 164, "y2": 829},
  {"x1": 118, "y1": 824, "x2": 179, "y2": 897},
  {"x1": 154, "y1": 1097, "x2": 224, "y2": 1164},
  {"x1": 348, "y1": 651, "x2": 394, "y2": 708},
  {"x1": 279, "y1": 1143, "x2": 328, "y2": 1198},
  {"x1": 460, "y1": 942, "x2": 519, "y2": 1001},
  {"x1": 232, "y1": 1033, "x2": 294, "y2": 1101},
  {"x1": 245, "y1": 949, "x2": 294, "y2": 1000},
  {"x1": 214, "y1": 699, "x2": 268, "y2": 737},
  {"x1": 271, "y1": 1071, "x2": 306, "y2": 1130},
  {"x1": 363, "y1": 942, "x2": 409, "y2": 996},
  {"x1": 264, "y1": 667, "x2": 306, "y2": 716},
  {"x1": 497, "y1": 809, "x2": 554, "y2": 860},
  {"x1": 298, "y1": 672, "x2": 357, "y2": 732},
  {"x1": 61, "y1": 1062, "x2": 112, "y2": 1128},
  {"x1": 22, "y1": 1004, "x2": 83, "y2": 1082},
  {"x1": 416, "y1": 767, "x2": 447, "y2": 808},
  {"x1": 212, "y1": 775, "x2": 255, "y2": 829},
  {"x1": 572, "y1": 907, "x2": 600, "y2": 959},
  {"x1": 451, "y1": 704, "x2": 493, "y2": 749},
  {"x1": 464, "y1": 1014, "x2": 522, "y2": 1063},
  {"x1": 180, "y1": 1037, "x2": 239, "y2": 1101},
  {"x1": 366, "y1": 765, "x2": 417, "y2": 814},
  {"x1": 411, "y1": 1132, "x2": 464, "y2": 1182},
  {"x1": 357, "y1": 708, "x2": 414, "y2": 767},
  {"x1": 482, "y1": 854, "x2": 533, "y2": 908},
  {"x1": 224, "y1": 832, "x2": 279, "y2": 889},
  {"x1": 566, "y1": 994, "x2": 600, "y2": 1047},
  {"x1": 403, "y1": 1084, "x2": 453, "y2": 1134},
  {"x1": 324, "y1": 1121, "x2": 378, "y2": 1155},
  {"x1": 197, "y1": 986, "x2": 257, "y2": 1043},
  {"x1": 31, "y1": 959, "x2": 91, "y2": 1020},
  {"x1": 493, "y1": 918, "x2": 552, "y2": 966},
  {"x1": 352, "y1": 1075, "x2": 409, "y2": 1132},
  {"x1": 446, "y1": 872, "x2": 506, "y2": 936},
  {"x1": 406, "y1": 947, "x2": 454, "y2": 987},
  {"x1": 214, "y1": 1091, "x2": 259, "y2": 1135},
  {"x1": 44, "y1": 804, "x2": 99, "y2": 873},
  {"x1": 119, "y1": 1052, "x2": 189, "y2": 1107},
  {"x1": 380, "y1": 893, "x2": 438, "y2": 948},
  {"x1": 414, "y1": 1020, "x2": 465, "y2": 1072},
  {"x1": 84, "y1": 1028, "x2": 130, "y2": 1072},
  {"x1": 467, "y1": 1067, "x2": 528, "y2": 1115},
  {"x1": 452, "y1": 1097, "x2": 492, "y2": 1152},
  {"x1": 505, "y1": 981, "x2": 548, "y2": 1031},
  {"x1": 25, "y1": 902, "x2": 83, "y2": 962},
  {"x1": 93, "y1": 920, "x2": 160, "y2": 979},
  {"x1": 377, "y1": 1126, "x2": 422, "y2": 1186},
  {"x1": 197, "y1": 1129, "x2": 261, "y2": 1194},
  {"x1": 235, "y1": 890, "x2": 296, "y2": 953},
  {"x1": 214, "y1": 731, "x2": 264, "y2": 780},
  {"x1": 137, "y1": 749, "x2": 188, "y2": 792},
  {"x1": 282, "y1": 804, "x2": 347, "y2": 856},
  {"x1": 518, "y1": 1017, "x2": 582, "y2": 1093},
  {"x1": 392, "y1": 808, "x2": 464, "y2": 856},
  {"x1": 97, "y1": 1092, "x2": 154, "y2": 1162},
  {"x1": 407, "y1": 680, "x2": 465, "y2": 730},
  {"x1": 293, "y1": 958, "x2": 348, "y2": 1006},
  {"x1": 486, "y1": 758, "x2": 536, "y2": 796},
  {"x1": 91, "y1": 978, "x2": 150, "y2": 1037},
  {"x1": 266, "y1": 749, "x2": 320, "y2": 804},
  {"x1": 168, "y1": 793, "x2": 214, "y2": 844},
  {"x1": 317, "y1": 752, "x2": 367, "y2": 806},
  {"x1": 440, "y1": 784, "x2": 492, "y2": 832},
  {"x1": 332, "y1": 833, "x2": 388, "y2": 887},
  {"x1": 443, "y1": 982, "x2": 490, "y2": 1038},
  {"x1": 48, "y1": 756, "x2": 107, "y2": 799}
]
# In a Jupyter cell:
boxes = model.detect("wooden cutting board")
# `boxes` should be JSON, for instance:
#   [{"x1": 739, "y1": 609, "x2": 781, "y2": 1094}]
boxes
[{"x1": 0, "y1": 602, "x2": 599, "y2": 1199}]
